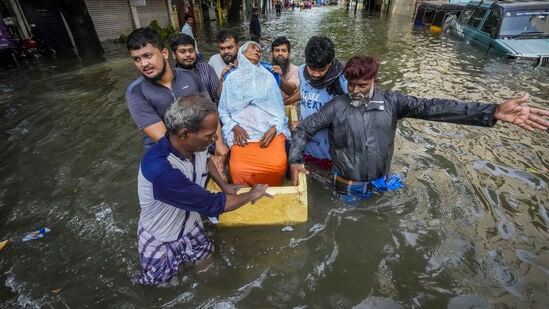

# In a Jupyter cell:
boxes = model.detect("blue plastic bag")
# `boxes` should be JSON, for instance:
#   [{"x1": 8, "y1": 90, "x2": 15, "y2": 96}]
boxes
[
  {"x1": 338, "y1": 174, "x2": 403, "y2": 202},
  {"x1": 22, "y1": 227, "x2": 51, "y2": 242},
  {"x1": 371, "y1": 174, "x2": 404, "y2": 191}
]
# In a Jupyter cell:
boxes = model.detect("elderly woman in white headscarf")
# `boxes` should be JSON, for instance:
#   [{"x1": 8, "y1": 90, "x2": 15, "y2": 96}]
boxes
[{"x1": 218, "y1": 41, "x2": 291, "y2": 187}]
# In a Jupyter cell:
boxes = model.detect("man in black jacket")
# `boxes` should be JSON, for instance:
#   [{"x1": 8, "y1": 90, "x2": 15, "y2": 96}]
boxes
[
  {"x1": 249, "y1": 8, "x2": 261, "y2": 43},
  {"x1": 289, "y1": 56, "x2": 549, "y2": 199}
]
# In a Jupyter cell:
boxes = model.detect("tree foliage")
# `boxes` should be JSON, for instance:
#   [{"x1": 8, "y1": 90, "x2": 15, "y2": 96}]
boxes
[{"x1": 116, "y1": 20, "x2": 178, "y2": 45}]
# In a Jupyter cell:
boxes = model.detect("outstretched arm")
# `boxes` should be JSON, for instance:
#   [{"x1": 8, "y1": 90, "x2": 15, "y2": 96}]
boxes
[
  {"x1": 208, "y1": 158, "x2": 273, "y2": 211},
  {"x1": 224, "y1": 184, "x2": 273, "y2": 211},
  {"x1": 494, "y1": 93, "x2": 549, "y2": 131},
  {"x1": 208, "y1": 159, "x2": 241, "y2": 194},
  {"x1": 288, "y1": 101, "x2": 338, "y2": 185}
]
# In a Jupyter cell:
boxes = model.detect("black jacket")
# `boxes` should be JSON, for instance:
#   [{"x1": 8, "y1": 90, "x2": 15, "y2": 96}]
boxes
[
  {"x1": 250, "y1": 16, "x2": 261, "y2": 36},
  {"x1": 288, "y1": 88, "x2": 498, "y2": 181}
]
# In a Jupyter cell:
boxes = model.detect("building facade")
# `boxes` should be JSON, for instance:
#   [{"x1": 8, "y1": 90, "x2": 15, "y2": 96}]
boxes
[{"x1": 1, "y1": 0, "x2": 174, "y2": 63}]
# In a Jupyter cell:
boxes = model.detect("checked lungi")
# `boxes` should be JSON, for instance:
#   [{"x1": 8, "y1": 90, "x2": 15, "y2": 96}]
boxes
[{"x1": 135, "y1": 220, "x2": 213, "y2": 285}]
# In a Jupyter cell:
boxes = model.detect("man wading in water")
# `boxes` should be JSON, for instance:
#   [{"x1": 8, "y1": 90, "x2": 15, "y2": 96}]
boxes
[{"x1": 289, "y1": 55, "x2": 549, "y2": 201}]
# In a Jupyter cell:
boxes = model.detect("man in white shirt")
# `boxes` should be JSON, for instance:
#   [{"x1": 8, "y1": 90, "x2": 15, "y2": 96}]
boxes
[
  {"x1": 181, "y1": 14, "x2": 201, "y2": 59},
  {"x1": 208, "y1": 29, "x2": 240, "y2": 79}
]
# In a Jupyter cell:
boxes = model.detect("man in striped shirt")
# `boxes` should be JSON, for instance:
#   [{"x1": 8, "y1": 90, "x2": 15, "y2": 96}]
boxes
[
  {"x1": 170, "y1": 33, "x2": 229, "y2": 174},
  {"x1": 170, "y1": 33, "x2": 220, "y2": 104}
]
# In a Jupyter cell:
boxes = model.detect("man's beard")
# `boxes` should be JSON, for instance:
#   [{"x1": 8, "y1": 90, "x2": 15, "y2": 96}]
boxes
[
  {"x1": 144, "y1": 58, "x2": 167, "y2": 82},
  {"x1": 349, "y1": 93, "x2": 370, "y2": 107},
  {"x1": 272, "y1": 57, "x2": 290, "y2": 74},
  {"x1": 349, "y1": 86, "x2": 374, "y2": 107},
  {"x1": 176, "y1": 58, "x2": 196, "y2": 70},
  {"x1": 222, "y1": 53, "x2": 237, "y2": 64}
]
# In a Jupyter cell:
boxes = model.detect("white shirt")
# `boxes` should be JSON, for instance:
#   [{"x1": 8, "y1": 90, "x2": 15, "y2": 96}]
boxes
[
  {"x1": 208, "y1": 54, "x2": 228, "y2": 79},
  {"x1": 181, "y1": 23, "x2": 200, "y2": 55}
]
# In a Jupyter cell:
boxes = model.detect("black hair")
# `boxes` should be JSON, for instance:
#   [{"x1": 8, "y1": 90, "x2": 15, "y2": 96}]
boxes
[
  {"x1": 271, "y1": 36, "x2": 291, "y2": 52},
  {"x1": 304, "y1": 36, "x2": 335, "y2": 69},
  {"x1": 170, "y1": 33, "x2": 196, "y2": 52},
  {"x1": 126, "y1": 27, "x2": 164, "y2": 51},
  {"x1": 216, "y1": 29, "x2": 239, "y2": 44}
]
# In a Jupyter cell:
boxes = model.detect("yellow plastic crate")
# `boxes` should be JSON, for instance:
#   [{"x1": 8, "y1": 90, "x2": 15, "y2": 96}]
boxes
[
  {"x1": 207, "y1": 106, "x2": 308, "y2": 226},
  {"x1": 207, "y1": 172, "x2": 307, "y2": 226}
]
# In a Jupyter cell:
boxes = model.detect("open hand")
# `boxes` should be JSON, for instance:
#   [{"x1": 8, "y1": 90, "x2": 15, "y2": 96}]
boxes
[
  {"x1": 495, "y1": 93, "x2": 549, "y2": 131},
  {"x1": 270, "y1": 64, "x2": 283, "y2": 75},
  {"x1": 232, "y1": 125, "x2": 249, "y2": 147},
  {"x1": 250, "y1": 184, "x2": 273, "y2": 204},
  {"x1": 260, "y1": 127, "x2": 277, "y2": 148},
  {"x1": 221, "y1": 60, "x2": 238, "y2": 80}
]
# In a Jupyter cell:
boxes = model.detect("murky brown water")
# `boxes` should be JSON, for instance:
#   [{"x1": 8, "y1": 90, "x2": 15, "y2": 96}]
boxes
[{"x1": 1, "y1": 6, "x2": 548, "y2": 308}]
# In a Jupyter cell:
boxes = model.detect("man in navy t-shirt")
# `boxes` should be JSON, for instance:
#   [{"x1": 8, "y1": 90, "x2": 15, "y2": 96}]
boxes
[{"x1": 135, "y1": 95, "x2": 272, "y2": 285}]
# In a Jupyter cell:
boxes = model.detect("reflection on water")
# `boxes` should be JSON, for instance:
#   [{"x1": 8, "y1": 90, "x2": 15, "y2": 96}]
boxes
[{"x1": 0, "y1": 6, "x2": 548, "y2": 308}]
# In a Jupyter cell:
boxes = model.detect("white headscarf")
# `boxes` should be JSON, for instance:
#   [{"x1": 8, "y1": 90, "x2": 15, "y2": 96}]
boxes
[{"x1": 218, "y1": 41, "x2": 290, "y2": 147}]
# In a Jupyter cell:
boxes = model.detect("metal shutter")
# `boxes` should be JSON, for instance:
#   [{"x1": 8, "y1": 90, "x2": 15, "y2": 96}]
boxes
[
  {"x1": 84, "y1": 0, "x2": 134, "y2": 41},
  {"x1": 136, "y1": 0, "x2": 171, "y2": 28}
]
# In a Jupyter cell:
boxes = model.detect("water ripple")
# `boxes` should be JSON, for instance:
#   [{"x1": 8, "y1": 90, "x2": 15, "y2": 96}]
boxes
[{"x1": 472, "y1": 160, "x2": 546, "y2": 190}]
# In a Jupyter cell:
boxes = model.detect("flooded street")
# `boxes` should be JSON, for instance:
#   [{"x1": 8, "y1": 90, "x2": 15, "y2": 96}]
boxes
[{"x1": 1, "y1": 6, "x2": 548, "y2": 308}]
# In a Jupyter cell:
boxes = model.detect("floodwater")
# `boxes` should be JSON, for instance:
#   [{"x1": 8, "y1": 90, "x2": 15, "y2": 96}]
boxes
[{"x1": 1, "y1": 5, "x2": 548, "y2": 308}]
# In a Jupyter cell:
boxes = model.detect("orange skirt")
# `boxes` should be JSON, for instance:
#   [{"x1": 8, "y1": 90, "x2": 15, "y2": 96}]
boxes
[{"x1": 229, "y1": 134, "x2": 287, "y2": 187}]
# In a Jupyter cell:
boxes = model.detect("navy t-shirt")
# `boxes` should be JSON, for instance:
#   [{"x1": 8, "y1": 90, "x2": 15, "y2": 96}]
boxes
[{"x1": 126, "y1": 68, "x2": 206, "y2": 148}]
